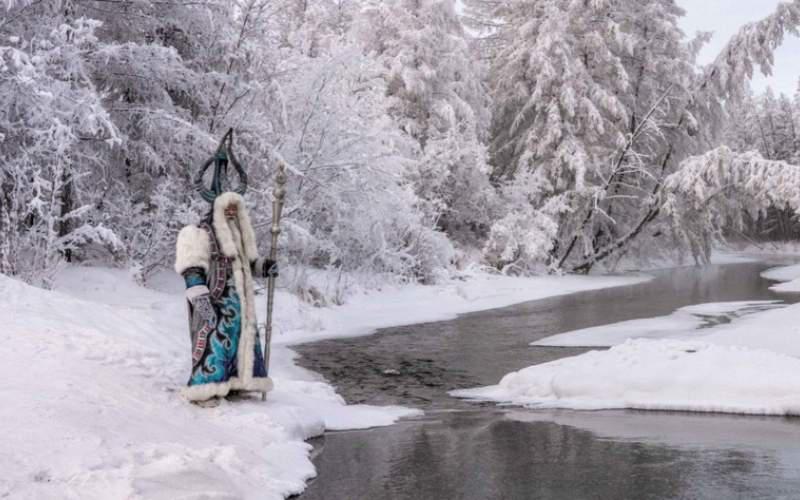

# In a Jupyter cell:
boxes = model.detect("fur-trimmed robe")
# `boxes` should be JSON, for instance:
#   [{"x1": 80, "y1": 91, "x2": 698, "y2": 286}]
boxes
[{"x1": 175, "y1": 192, "x2": 274, "y2": 401}]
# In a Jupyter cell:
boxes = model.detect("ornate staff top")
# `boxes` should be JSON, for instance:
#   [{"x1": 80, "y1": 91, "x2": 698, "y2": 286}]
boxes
[
  {"x1": 194, "y1": 128, "x2": 248, "y2": 203},
  {"x1": 271, "y1": 161, "x2": 287, "y2": 235},
  {"x1": 263, "y1": 159, "x2": 287, "y2": 384}
]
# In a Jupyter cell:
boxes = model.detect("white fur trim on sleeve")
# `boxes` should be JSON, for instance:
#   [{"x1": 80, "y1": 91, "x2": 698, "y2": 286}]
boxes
[
  {"x1": 186, "y1": 285, "x2": 210, "y2": 301},
  {"x1": 251, "y1": 257, "x2": 265, "y2": 278},
  {"x1": 175, "y1": 225, "x2": 211, "y2": 275}
]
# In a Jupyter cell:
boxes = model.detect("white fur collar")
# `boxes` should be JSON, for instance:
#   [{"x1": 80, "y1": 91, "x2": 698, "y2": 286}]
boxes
[{"x1": 212, "y1": 192, "x2": 259, "y2": 260}]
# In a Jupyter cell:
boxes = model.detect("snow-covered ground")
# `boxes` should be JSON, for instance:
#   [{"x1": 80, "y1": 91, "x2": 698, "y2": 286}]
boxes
[
  {"x1": 0, "y1": 266, "x2": 646, "y2": 499},
  {"x1": 454, "y1": 339, "x2": 800, "y2": 415},
  {"x1": 532, "y1": 300, "x2": 783, "y2": 347},
  {"x1": 454, "y1": 261, "x2": 800, "y2": 416},
  {"x1": 271, "y1": 270, "x2": 650, "y2": 345},
  {"x1": 762, "y1": 263, "x2": 800, "y2": 292}
]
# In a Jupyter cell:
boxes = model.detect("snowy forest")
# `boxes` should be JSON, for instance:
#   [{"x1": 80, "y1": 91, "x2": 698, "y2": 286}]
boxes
[
  {"x1": 12, "y1": 2, "x2": 800, "y2": 498},
  {"x1": 5, "y1": 0, "x2": 800, "y2": 291}
]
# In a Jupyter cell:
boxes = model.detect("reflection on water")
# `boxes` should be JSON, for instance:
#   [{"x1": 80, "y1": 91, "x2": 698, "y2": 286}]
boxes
[
  {"x1": 296, "y1": 261, "x2": 800, "y2": 499},
  {"x1": 301, "y1": 411, "x2": 800, "y2": 500}
]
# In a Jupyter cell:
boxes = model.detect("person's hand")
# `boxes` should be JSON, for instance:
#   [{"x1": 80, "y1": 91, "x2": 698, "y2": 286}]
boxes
[
  {"x1": 188, "y1": 286, "x2": 217, "y2": 328},
  {"x1": 193, "y1": 294, "x2": 216, "y2": 326},
  {"x1": 263, "y1": 259, "x2": 279, "y2": 278}
]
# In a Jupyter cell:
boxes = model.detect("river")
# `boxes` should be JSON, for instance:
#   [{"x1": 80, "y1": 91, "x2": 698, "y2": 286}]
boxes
[{"x1": 294, "y1": 261, "x2": 800, "y2": 499}]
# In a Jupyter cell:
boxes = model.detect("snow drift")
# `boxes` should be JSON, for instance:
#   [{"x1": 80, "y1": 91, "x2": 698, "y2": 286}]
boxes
[
  {"x1": 1, "y1": 265, "x2": 647, "y2": 499},
  {"x1": 455, "y1": 261, "x2": 800, "y2": 417},
  {"x1": 0, "y1": 269, "x2": 415, "y2": 500},
  {"x1": 762, "y1": 263, "x2": 800, "y2": 292},
  {"x1": 453, "y1": 339, "x2": 800, "y2": 416},
  {"x1": 532, "y1": 300, "x2": 782, "y2": 347}
]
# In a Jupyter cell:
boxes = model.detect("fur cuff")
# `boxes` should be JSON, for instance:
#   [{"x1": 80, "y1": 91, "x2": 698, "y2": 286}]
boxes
[
  {"x1": 175, "y1": 225, "x2": 211, "y2": 275},
  {"x1": 186, "y1": 285, "x2": 210, "y2": 301}
]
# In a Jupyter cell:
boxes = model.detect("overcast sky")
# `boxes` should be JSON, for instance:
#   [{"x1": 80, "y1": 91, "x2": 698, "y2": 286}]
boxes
[{"x1": 677, "y1": 0, "x2": 800, "y2": 95}]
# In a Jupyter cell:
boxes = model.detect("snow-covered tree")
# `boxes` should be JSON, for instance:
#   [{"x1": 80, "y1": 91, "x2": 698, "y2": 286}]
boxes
[
  {"x1": 263, "y1": 45, "x2": 456, "y2": 283},
  {"x1": 724, "y1": 85, "x2": 800, "y2": 241},
  {"x1": 0, "y1": 8, "x2": 119, "y2": 285},
  {"x1": 354, "y1": 0, "x2": 497, "y2": 248},
  {"x1": 6, "y1": 0, "x2": 800, "y2": 292},
  {"x1": 663, "y1": 146, "x2": 800, "y2": 256},
  {"x1": 484, "y1": 0, "x2": 800, "y2": 273},
  {"x1": 2, "y1": 0, "x2": 288, "y2": 283},
  {"x1": 89, "y1": 0, "x2": 286, "y2": 280},
  {"x1": 482, "y1": 0, "x2": 699, "y2": 272}
]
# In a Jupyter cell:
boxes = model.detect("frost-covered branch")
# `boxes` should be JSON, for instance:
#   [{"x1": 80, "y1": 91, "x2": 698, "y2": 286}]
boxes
[
  {"x1": 664, "y1": 146, "x2": 800, "y2": 215},
  {"x1": 698, "y1": 0, "x2": 800, "y2": 103}
]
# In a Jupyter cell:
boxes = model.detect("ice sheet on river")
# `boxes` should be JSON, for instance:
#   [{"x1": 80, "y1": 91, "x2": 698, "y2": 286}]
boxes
[
  {"x1": 534, "y1": 296, "x2": 800, "y2": 357},
  {"x1": 762, "y1": 262, "x2": 800, "y2": 292},
  {"x1": 453, "y1": 339, "x2": 800, "y2": 416},
  {"x1": 457, "y1": 261, "x2": 800, "y2": 416},
  {"x1": 533, "y1": 300, "x2": 783, "y2": 347}
]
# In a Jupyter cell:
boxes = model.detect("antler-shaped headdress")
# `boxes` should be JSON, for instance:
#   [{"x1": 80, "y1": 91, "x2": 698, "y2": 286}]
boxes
[{"x1": 194, "y1": 129, "x2": 248, "y2": 203}]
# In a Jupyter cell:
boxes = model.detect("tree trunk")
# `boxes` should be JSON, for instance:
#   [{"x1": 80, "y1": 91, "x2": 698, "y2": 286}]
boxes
[{"x1": 58, "y1": 167, "x2": 73, "y2": 263}]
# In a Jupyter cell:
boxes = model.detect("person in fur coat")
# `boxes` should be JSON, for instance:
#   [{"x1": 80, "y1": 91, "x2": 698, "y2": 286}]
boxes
[{"x1": 174, "y1": 191, "x2": 278, "y2": 402}]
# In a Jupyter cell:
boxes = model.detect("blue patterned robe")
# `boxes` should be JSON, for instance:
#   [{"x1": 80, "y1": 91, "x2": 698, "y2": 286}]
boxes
[{"x1": 175, "y1": 192, "x2": 273, "y2": 401}]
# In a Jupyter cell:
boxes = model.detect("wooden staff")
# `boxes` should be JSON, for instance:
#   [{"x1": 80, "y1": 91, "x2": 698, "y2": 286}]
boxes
[{"x1": 263, "y1": 160, "x2": 287, "y2": 401}]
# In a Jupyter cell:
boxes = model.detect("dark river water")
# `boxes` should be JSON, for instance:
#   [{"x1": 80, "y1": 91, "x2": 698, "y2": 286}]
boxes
[{"x1": 294, "y1": 260, "x2": 800, "y2": 500}]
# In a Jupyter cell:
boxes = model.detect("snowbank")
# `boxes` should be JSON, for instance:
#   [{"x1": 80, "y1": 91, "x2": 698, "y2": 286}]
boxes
[
  {"x1": 453, "y1": 339, "x2": 800, "y2": 416},
  {"x1": 532, "y1": 300, "x2": 782, "y2": 347},
  {"x1": 456, "y1": 260, "x2": 800, "y2": 417},
  {"x1": 533, "y1": 297, "x2": 800, "y2": 357},
  {"x1": 1, "y1": 266, "x2": 647, "y2": 499},
  {"x1": 0, "y1": 269, "x2": 414, "y2": 500},
  {"x1": 270, "y1": 270, "x2": 651, "y2": 345},
  {"x1": 761, "y1": 262, "x2": 800, "y2": 292},
  {"x1": 696, "y1": 302, "x2": 800, "y2": 357}
]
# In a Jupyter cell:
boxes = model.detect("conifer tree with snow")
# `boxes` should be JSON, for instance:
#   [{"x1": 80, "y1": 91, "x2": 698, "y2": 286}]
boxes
[
  {"x1": 0, "y1": 1, "x2": 119, "y2": 285},
  {"x1": 482, "y1": 0, "x2": 699, "y2": 272},
  {"x1": 354, "y1": 0, "x2": 497, "y2": 250},
  {"x1": 481, "y1": 0, "x2": 800, "y2": 273},
  {"x1": 724, "y1": 84, "x2": 800, "y2": 241},
  {"x1": 6, "y1": 0, "x2": 800, "y2": 293}
]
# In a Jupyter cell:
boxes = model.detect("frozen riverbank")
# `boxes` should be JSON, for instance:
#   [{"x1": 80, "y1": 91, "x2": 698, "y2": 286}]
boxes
[
  {"x1": 455, "y1": 260, "x2": 800, "y2": 416},
  {"x1": 0, "y1": 266, "x2": 646, "y2": 499},
  {"x1": 296, "y1": 259, "x2": 800, "y2": 499}
]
